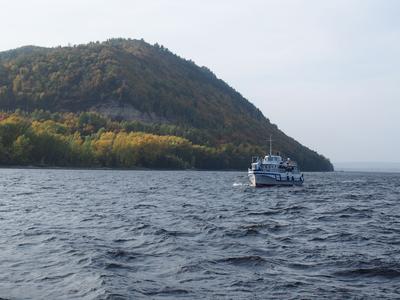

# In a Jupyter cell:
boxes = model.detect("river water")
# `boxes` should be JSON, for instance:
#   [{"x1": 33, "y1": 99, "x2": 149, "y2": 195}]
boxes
[{"x1": 0, "y1": 169, "x2": 400, "y2": 299}]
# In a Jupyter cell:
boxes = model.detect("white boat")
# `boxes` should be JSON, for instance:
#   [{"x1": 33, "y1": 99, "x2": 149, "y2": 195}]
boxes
[{"x1": 248, "y1": 137, "x2": 304, "y2": 187}]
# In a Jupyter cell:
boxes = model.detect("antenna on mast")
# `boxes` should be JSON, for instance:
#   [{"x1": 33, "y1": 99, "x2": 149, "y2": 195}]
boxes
[{"x1": 269, "y1": 135, "x2": 272, "y2": 156}]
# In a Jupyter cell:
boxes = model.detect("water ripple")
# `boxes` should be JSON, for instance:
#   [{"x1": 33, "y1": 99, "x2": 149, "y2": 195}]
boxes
[{"x1": 0, "y1": 169, "x2": 399, "y2": 299}]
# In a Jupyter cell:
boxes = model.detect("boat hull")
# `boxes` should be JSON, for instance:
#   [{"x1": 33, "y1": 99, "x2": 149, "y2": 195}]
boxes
[{"x1": 248, "y1": 171, "x2": 303, "y2": 187}]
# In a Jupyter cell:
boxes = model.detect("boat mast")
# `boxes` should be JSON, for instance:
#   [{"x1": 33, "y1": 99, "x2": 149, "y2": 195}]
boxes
[{"x1": 269, "y1": 135, "x2": 272, "y2": 156}]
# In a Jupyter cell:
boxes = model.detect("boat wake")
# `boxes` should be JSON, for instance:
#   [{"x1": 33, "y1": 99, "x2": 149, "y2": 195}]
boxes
[{"x1": 232, "y1": 182, "x2": 248, "y2": 187}]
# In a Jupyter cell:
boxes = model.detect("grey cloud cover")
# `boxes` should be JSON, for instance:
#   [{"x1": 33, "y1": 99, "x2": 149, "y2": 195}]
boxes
[{"x1": 1, "y1": 0, "x2": 399, "y2": 162}]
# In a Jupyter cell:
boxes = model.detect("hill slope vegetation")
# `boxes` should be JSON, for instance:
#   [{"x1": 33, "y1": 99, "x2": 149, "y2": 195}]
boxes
[{"x1": 0, "y1": 39, "x2": 333, "y2": 171}]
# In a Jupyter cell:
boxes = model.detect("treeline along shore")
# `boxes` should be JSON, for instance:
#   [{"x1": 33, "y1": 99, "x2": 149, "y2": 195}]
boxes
[{"x1": 0, "y1": 110, "x2": 265, "y2": 170}]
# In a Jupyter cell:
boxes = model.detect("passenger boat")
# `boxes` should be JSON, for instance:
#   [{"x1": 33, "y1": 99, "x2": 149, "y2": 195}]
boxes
[{"x1": 248, "y1": 137, "x2": 304, "y2": 187}]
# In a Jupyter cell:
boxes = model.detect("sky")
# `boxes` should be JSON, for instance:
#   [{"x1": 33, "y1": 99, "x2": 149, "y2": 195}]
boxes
[{"x1": 1, "y1": 0, "x2": 399, "y2": 163}]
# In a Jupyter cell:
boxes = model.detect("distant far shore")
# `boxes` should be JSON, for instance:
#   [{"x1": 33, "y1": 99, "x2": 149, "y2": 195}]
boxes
[{"x1": 334, "y1": 162, "x2": 400, "y2": 173}]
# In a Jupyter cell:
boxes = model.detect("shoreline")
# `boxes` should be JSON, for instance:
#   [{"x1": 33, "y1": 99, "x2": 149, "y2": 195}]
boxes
[
  {"x1": 0, "y1": 165, "x2": 336, "y2": 172},
  {"x1": 0, "y1": 165, "x2": 396, "y2": 173},
  {"x1": 0, "y1": 165, "x2": 245, "y2": 172}
]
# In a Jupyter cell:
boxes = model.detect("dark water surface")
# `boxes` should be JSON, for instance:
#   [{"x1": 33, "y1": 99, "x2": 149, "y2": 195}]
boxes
[{"x1": 1, "y1": 169, "x2": 400, "y2": 299}]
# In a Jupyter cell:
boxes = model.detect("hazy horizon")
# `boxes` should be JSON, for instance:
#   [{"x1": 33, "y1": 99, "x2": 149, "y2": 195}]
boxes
[
  {"x1": 334, "y1": 161, "x2": 400, "y2": 173},
  {"x1": 1, "y1": 0, "x2": 399, "y2": 163}
]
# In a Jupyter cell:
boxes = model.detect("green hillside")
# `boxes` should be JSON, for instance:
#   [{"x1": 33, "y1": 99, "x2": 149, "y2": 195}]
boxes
[{"x1": 0, "y1": 39, "x2": 333, "y2": 171}]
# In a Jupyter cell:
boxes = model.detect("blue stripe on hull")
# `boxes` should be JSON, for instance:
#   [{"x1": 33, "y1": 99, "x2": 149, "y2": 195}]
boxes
[{"x1": 248, "y1": 172, "x2": 303, "y2": 187}]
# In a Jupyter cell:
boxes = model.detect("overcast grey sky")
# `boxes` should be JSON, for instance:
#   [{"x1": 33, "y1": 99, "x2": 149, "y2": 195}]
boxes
[{"x1": 1, "y1": 0, "x2": 399, "y2": 163}]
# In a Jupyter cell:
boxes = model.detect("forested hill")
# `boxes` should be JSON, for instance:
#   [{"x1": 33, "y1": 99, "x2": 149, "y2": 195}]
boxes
[{"x1": 0, "y1": 39, "x2": 333, "y2": 171}]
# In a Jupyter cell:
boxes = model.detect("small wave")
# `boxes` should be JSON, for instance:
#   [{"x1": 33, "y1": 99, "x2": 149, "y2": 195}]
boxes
[
  {"x1": 226, "y1": 222, "x2": 287, "y2": 236},
  {"x1": 216, "y1": 255, "x2": 267, "y2": 267},
  {"x1": 314, "y1": 215, "x2": 336, "y2": 222},
  {"x1": 336, "y1": 207, "x2": 371, "y2": 214},
  {"x1": 241, "y1": 223, "x2": 268, "y2": 230},
  {"x1": 288, "y1": 262, "x2": 316, "y2": 270},
  {"x1": 244, "y1": 228, "x2": 260, "y2": 236},
  {"x1": 106, "y1": 249, "x2": 138, "y2": 261},
  {"x1": 97, "y1": 292, "x2": 126, "y2": 300},
  {"x1": 178, "y1": 263, "x2": 204, "y2": 274},
  {"x1": 345, "y1": 193, "x2": 363, "y2": 200},
  {"x1": 112, "y1": 238, "x2": 135, "y2": 243},
  {"x1": 134, "y1": 223, "x2": 150, "y2": 230},
  {"x1": 329, "y1": 207, "x2": 373, "y2": 219},
  {"x1": 154, "y1": 228, "x2": 196, "y2": 237},
  {"x1": 284, "y1": 205, "x2": 309, "y2": 212},
  {"x1": 178, "y1": 276, "x2": 215, "y2": 284},
  {"x1": 104, "y1": 262, "x2": 134, "y2": 270},
  {"x1": 247, "y1": 210, "x2": 277, "y2": 216},
  {"x1": 334, "y1": 267, "x2": 400, "y2": 278},
  {"x1": 341, "y1": 179, "x2": 368, "y2": 184},
  {"x1": 140, "y1": 287, "x2": 190, "y2": 296},
  {"x1": 23, "y1": 230, "x2": 45, "y2": 237},
  {"x1": 39, "y1": 272, "x2": 75, "y2": 281},
  {"x1": 16, "y1": 191, "x2": 34, "y2": 196},
  {"x1": 224, "y1": 227, "x2": 262, "y2": 237},
  {"x1": 134, "y1": 204, "x2": 158, "y2": 209},
  {"x1": 43, "y1": 236, "x2": 57, "y2": 242}
]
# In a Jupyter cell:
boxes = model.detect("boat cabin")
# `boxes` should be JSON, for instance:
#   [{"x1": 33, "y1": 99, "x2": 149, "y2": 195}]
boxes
[
  {"x1": 264, "y1": 155, "x2": 282, "y2": 164},
  {"x1": 251, "y1": 155, "x2": 298, "y2": 173}
]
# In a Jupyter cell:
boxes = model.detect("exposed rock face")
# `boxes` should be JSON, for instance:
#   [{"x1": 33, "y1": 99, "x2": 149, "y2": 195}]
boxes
[{"x1": 90, "y1": 100, "x2": 170, "y2": 124}]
